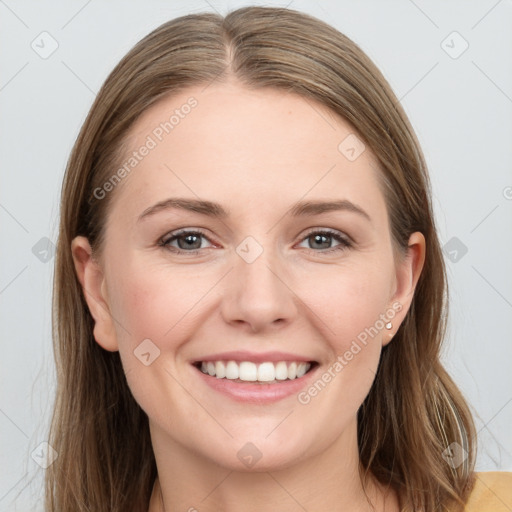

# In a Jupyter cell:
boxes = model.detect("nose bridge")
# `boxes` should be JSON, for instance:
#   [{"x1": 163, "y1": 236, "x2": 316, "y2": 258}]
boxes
[
  {"x1": 222, "y1": 234, "x2": 296, "y2": 330},
  {"x1": 235, "y1": 234, "x2": 283, "y2": 293}
]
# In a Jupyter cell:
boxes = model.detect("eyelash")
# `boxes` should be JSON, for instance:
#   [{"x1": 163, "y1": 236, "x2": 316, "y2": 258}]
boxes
[{"x1": 158, "y1": 228, "x2": 352, "y2": 256}]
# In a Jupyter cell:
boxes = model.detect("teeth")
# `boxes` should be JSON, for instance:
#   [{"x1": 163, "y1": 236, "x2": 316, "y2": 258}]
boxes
[
  {"x1": 296, "y1": 363, "x2": 308, "y2": 378},
  {"x1": 198, "y1": 360, "x2": 312, "y2": 382},
  {"x1": 257, "y1": 362, "x2": 275, "y2": 382},
  {"x1": 275, "y1": 361, "x2": 288, "y2": 380},
  {"x1": 225, "y1": 360, "x2": 239, "y2": 379},
  {"x1": 215, "y1": 361, "x2": 226, "y2": 379}
]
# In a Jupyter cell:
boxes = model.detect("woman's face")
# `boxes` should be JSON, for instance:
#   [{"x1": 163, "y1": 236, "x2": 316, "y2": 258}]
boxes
[{"x1": 72, "y1": 82, "x2": 424, "y2": 472}]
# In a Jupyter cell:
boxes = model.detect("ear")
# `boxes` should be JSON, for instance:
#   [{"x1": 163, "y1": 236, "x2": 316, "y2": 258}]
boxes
[
  {"x1": 71, "y1": 236, "x2": 119, "y2": 351},
  {"x1": 383, "y1": 231, "x2": 426, "y2": 346}
]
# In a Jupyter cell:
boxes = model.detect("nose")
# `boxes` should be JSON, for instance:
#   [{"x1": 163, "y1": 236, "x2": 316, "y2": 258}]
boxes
[{"x1": 220, "y1": 244, "x2": 297, "y2": 333}]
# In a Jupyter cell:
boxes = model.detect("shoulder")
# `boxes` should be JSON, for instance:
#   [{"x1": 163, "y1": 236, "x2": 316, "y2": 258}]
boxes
[{"x1": 464, "y1": 471, "x2": 512, "y2": 511}]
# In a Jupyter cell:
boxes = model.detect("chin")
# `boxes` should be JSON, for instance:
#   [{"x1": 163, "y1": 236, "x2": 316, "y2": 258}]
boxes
[{"x1": 203, "y1": 430, "x2": 315, "y2": 473}]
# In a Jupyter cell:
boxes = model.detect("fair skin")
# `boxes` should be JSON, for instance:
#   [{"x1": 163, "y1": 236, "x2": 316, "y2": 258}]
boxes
[{"x1": 72, "y1": 81, "x2": 425, "y2": 511}]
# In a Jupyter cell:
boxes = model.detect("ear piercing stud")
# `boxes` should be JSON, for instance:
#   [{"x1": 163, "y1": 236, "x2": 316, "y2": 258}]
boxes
[{"x1": 385, "y1": 322, "x2": 392, "y2": 330}]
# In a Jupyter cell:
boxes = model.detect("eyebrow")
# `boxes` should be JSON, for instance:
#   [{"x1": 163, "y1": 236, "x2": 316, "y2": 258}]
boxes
[{"x1": 137, "y1": 197, "x2": 371, "y2": 223}]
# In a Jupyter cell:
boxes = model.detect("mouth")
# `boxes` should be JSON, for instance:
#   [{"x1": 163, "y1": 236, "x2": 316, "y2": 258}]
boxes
[
  {"x1": 189, "y1": 350, "x2": 321, "y2": 403},
  {"x1": 192, "y1": 359, "x2": 319, "y2": 384}
]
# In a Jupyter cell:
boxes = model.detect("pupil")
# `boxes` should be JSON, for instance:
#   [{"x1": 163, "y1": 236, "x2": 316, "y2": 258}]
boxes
[
  {"x1": 180, "y1": 234, "x2": 200, "y2": 249},
  {"x1": 312, "y1": 234, "x2": 330, "y2": 249}
]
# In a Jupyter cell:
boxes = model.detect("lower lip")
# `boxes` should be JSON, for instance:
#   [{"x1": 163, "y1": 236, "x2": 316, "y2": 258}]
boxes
[{"x1": 192, "y1": 364, "x2": 319, "y2": 404}]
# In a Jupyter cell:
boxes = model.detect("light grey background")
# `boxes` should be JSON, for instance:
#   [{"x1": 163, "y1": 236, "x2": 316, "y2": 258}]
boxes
[{"x1": 1, "y1": 0, "x2": 511, "y2": 510}]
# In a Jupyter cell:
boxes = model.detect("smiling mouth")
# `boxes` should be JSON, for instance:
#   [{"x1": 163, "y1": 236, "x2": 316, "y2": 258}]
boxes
[{"x1": 193, "y1": 360, "x2": 319, "y2": 383}]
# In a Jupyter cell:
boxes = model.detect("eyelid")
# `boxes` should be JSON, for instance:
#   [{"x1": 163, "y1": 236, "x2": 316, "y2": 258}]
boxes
[
  {"x1": 159, "y1": 228, "x2": 215, "y2": 253},
  {"x1": 300, "y1": 227, "x2": 353, "y2": 245},
  {"x1": 295, "y1": 228, "x2": 352, "y2": 254}
]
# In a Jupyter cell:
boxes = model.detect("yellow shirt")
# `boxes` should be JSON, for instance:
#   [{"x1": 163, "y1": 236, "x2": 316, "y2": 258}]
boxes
[
  {"x1": 148, "y1": 472, "x2": 512, "y2": 510},
  {"x1": 465, "y1": 472, "x2": 512, "y2": 511}
]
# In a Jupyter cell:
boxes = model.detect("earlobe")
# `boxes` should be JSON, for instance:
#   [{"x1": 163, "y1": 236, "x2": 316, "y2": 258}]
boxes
[
  {"x1": 383, "y1": 232, "x2": 426, "y2": 346},
  {"x1": 71, "y1": 236, "x2": 119, "y2": 352}
]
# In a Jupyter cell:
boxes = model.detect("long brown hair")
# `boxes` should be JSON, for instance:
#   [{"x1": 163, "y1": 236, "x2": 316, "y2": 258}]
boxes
[{"x1": 46, "y1": 6, "x2": 476, "y2": 511}]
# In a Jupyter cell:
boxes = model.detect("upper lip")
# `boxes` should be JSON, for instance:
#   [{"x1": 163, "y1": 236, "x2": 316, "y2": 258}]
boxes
[{"x1": 191, "y1": 350, "x2": 317, "y2": 364}]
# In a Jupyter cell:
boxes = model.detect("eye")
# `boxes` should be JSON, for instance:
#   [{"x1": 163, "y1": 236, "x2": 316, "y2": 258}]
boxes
[
  {"x1": 159, "y1": 229, "x2": 214, "y2": 254},
  {"x1": 159, "y1": 228, "x2": 352, "y2": 256},
  {"x1": 296, "y1": 229, "x2": 352, "y2": 254}
]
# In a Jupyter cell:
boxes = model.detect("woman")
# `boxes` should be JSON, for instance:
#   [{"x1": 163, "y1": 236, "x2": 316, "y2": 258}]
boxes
[{"x1": 46, "y1": 6, "x2": 511, "y2": 511}]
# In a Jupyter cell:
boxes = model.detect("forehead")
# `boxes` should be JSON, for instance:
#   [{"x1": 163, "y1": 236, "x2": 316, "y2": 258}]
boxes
[{"x1": 107, "y1": 82, "x2": 387, "y2": 230}]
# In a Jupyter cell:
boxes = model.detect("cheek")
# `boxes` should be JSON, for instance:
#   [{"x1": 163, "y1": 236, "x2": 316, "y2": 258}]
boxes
[
  {"x1": 295, "y1": 259, "x2": 392, "y2": 410},
  {"x1": 105, "y1": 264, "x2": 202, "y2": 430},
  {"x1": 108, "y1": 261, "x2": 206, "y2": 347},
  {"x1": 307, "y1": 259, "x2": 393, "y2": 350}
]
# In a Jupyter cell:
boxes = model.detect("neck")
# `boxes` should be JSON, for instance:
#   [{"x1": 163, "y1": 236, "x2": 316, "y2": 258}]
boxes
[{"x1": 147, "y1": 419, "x2": 399, "y2": 512}]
